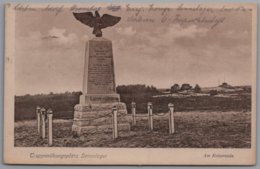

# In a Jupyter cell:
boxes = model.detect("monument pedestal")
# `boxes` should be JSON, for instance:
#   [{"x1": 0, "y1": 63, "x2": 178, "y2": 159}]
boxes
[
  {"x1": 72, "y1": 101, "x2": 130, "y2": 136},
  {"x1": 72, "y1": 37, "x2": 130, "y2": 136}
]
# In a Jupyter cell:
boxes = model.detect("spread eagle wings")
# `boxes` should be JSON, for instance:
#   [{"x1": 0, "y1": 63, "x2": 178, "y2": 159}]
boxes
[
  {"x1": 100, "y1": 14, "x2": 121, "y2": 29},
  {"x1": 73, "y1": 12, "x2": 121, "y2": 29},
  {"x1": 73, "y1": 12, "x2": 95, "y2": 27}
]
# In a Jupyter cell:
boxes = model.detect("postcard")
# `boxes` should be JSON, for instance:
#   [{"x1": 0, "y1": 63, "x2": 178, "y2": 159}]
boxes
[{"x1": 4, "y1": 2, "x2": 256, "y2": 165}]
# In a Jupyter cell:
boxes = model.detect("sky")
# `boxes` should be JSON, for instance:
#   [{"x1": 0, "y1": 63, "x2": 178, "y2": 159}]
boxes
[{"x1": 14, "y1": 4, "x2": 254, "y2": 95}]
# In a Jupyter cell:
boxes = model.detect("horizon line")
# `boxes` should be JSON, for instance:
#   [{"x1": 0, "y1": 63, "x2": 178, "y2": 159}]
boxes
[{"x1": 15, "y1": 83, "x2": 251, "y2": 97}]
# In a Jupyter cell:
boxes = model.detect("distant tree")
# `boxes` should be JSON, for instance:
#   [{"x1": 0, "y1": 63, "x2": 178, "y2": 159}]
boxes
[
  {"x1": 170, "y1": 84, "x2": 180, "y2": 93},
  {"x1": 209, "y1": 90, "x2": 218, "y2": 96},
  {"x1": 79, "y1": 91, "x2": 83, "y2": 95},
  {"x1": 194, "y1": 84, "x2": 201, "y2": 93},
  {"x1": 65, "y1": 91, "x2": 71, "y2": 95},
  {"x1": 243, "y1": 86, "x2": 251, "y2": 92},
  {"x1": 146, "y1": 86, "x2": 151, "y2": 93},
  {"x1": 180, "y1": 83, "x2": 192, "y2": 91},
  {"x1": 148, "y1": 85, "x2": 159, "y2": 94},
  {"x1": 222, "y1": 82, "x2": 228, "y2": 86},
  {"x1": 72, "y1": 91, "x2": 83, "y2": 95},
  {"x1": 219, "y1": 82, "x2": 233, "y2": 89},
  {"x1": 116, "y1": 84, "x2": 158, "y2": 94},
  {"x1": 116, "y1": 85, "x2": 126, "y2": 93}
]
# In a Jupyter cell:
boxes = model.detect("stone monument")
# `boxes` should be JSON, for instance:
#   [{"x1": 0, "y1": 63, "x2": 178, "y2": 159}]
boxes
[{"x1": 72, "y1": 11, "x2": 130, "y2": 136}]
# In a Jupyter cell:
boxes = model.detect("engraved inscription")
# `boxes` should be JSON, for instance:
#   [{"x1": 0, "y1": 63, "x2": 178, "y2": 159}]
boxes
[{"x1": 87, "y1": 39, "x2": 115, "y2": 94}]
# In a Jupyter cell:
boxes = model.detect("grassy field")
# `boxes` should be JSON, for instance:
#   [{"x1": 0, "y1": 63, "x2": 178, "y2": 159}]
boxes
[
  {"x1": 15, "y1": 89, "x2": 251, "y2": 121},
  {"x1": 15, "y1": 111, "x2": 251, "y2": 148},
  {"x1": 121, "y1": 92, "x2": 251, "y2": 114},
  {"x1": 15, "y1": 92, "x2": 81, "y2": 121},
  {"x1": 14, "y1": 86, "x2": 251, "y2": 147}
]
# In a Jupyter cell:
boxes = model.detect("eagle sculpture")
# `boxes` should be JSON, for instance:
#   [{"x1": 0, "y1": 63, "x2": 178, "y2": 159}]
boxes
[{"x1": 73, "y1": 11, "x2": 121, "y2": 37}]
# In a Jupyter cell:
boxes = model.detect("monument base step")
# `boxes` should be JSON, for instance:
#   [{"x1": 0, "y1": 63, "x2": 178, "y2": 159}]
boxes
[
  {"x1": 79, "y1": 94, "x2": 120, "y2": 104},
  {"x1": 72, "y1": 102, "x2": 130, "y2": 136},
  {"x1": 74, "y1": 102, "x2": 127, "y2": 113},
  {"x1": 73, "y1": 116, "x2": 131, "y2": 126},
  {"x1": 72, "y1": 123, "x2": 131, "y2": 136}
]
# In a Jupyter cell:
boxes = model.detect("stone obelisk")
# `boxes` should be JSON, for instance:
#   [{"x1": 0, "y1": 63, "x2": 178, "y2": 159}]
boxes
[{"x1": 72, "y1": 11, "x2": 130, "y2": 136}]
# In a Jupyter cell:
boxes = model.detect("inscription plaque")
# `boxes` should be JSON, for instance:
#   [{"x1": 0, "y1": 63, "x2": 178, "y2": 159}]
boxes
[{"x1": 84, "y1": 38, "x2": 116, "y2": 94}]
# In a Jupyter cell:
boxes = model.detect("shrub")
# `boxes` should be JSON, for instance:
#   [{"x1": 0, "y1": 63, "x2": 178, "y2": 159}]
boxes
[
  {"x1": 194, "y1": 84, "x2": 201, "y2": 93},
  {"x1": 170, "y1": 84, "x2": 180, "y2": 93},
  {"x1": 116, "y1": 84, "x2": 158, "y2": 94},
  {"x1": 180, "y1": 83, "x2": 192, "y2": 91}
]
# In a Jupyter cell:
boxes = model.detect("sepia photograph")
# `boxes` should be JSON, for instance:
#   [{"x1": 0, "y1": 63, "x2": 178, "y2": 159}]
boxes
[{"x1": 4, "y1": 2, "x2": 256, "y2": 165}]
